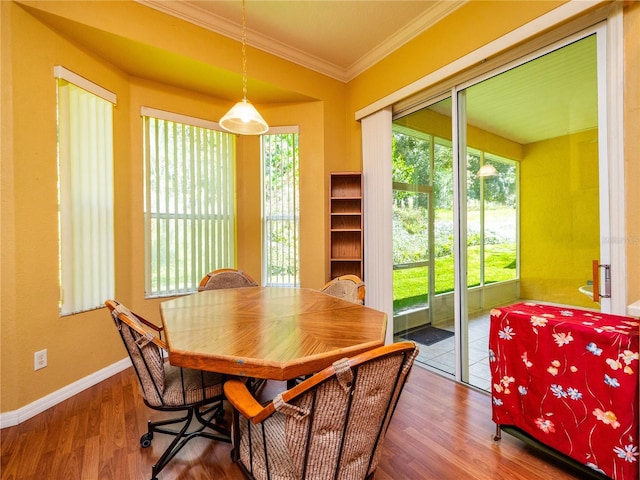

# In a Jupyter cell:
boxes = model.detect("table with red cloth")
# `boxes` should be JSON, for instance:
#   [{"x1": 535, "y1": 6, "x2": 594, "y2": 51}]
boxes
[{"x1": 489, "y1": 302, "x2": 639, "y2": 480}]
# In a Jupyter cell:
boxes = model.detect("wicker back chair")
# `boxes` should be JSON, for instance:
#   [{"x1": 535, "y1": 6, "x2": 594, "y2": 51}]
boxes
[
  {"x1": 320, "y1": 274, "x2": 366, "y2": 305},
  {"x1": 224, "y1": 341, "x2": 418, "y2": 480},
  {"x1": 198, "y1": 268, "x2": 258, "y2": 291},
  {"x1": 105, "y1": 300, "x2": 230, "y2": 480}
]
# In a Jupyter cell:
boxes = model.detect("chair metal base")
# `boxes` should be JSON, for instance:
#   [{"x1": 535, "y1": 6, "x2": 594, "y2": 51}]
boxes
[{"x1": 143, "y1": 400, "x2": 230, "y2": 480}]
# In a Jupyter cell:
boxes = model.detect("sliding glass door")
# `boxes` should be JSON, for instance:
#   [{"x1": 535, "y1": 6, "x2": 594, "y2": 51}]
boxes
[
  {"x1": 392, "y1": 97, "x2": 456, "y2": 376},
  {"x1": 393, "y1": 32, "x2": 607, "y2": 390}
]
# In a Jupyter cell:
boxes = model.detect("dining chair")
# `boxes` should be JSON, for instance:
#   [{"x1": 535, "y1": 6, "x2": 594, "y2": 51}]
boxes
[
  {"x1": 198, "y1": 268, "x2": 258, "y2": 291},
  {"x1": 320, "y1": 274, "x2": 366, "y2": 304},
  {"x1": 224, "y1": 341, "x2": 419, "y2": 480},
  {"x1": 105, "y1": 300, "x2": 230, "y2": 480}
]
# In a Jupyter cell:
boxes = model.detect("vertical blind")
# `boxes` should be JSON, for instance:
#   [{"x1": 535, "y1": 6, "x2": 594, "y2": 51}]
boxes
[
  {"x1": 261, "y1": 128, "x2": 300, "y2": 287},
  {"x1": 142, "y1": 109, "x2": 235, "y2": 296},
  {"x1": 56, "y1": 68, "x2": 115, "y2": 315}
]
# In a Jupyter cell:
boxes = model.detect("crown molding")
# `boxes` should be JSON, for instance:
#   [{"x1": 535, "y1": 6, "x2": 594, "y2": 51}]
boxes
[
  {"x1": 135, "y1": 0, "x2": 466, "y2": 83},
  {"x1": 135, "y1": 0, "x2": 346, "y2": 80},
  {"x1": 345, "y1": 1, "x2": 465, "y2": 81}
]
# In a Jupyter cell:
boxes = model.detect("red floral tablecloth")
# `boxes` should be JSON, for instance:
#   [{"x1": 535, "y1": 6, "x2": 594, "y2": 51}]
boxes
[{"x1": 490, "y1": 302, "x2": 639, "y2": 479}]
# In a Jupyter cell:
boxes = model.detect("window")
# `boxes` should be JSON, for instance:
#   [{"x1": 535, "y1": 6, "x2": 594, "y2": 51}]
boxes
[
  {"x1": 392, "y1": 126, "x2": 518, "y2": 314},
  {"x1": 142, "y1": 108, "x2": 235, "y2": 297},
  {"x1": 392, "y1": 126, "x2": 456, "y2": 315},
  {"x1": 56, "y1": 66, "x2": 116, "y2": 315},
  {"x1": 466, "y1": 150, "x2": 518, "y2": 287},
  {"x1": 261, "y1": 128, "x2": 300, "y2": 287}
]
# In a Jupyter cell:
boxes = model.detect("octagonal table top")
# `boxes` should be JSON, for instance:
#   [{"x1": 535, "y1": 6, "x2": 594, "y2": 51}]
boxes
[{"x1": 160, "y1": 286, "x2": 387, "y2": 381}]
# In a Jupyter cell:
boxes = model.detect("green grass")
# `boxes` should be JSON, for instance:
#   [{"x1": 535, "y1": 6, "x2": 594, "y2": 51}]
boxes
[
  {"x1": 393, "y1": 243, "x2": 516, "y2": 312},
  {"x1": 393, "y1": 206, "x2": 517, "y2": 312}
]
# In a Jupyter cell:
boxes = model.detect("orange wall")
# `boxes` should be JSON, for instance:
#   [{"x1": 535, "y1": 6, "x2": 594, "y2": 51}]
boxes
[
  {"x1": 624, "y1": 1, "x2": 640, "y2": 306},
  {"x1": 0, "y1": 0, "x2": 342, "y2": 412},
  {"x1": 2, "y1": 1, "x2": 133, "y2": 411}
]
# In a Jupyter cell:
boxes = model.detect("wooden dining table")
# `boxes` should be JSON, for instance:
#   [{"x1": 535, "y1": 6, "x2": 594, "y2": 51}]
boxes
[{"x1": 160, "y1": 286, "x2": 388, "y2": 382}]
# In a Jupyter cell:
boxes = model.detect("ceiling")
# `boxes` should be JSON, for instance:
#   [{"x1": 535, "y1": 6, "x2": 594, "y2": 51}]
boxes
[
  {"x1": 136, "y1": 0, "x2": 466, "y2": 82},
  {"x1": 458, "y1": 34, "x2": 598, "y2": 145}
]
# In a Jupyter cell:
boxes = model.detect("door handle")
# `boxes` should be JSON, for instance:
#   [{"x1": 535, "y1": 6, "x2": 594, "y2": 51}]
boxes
[
  {"x1": 592, "y1": 260, "x2": 611, "y2": 302},
  {"x1": 592, "y1": 260, "x2": 599, "y2": 303}
]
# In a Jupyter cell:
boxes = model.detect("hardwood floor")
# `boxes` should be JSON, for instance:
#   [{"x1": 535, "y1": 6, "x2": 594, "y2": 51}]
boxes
[{"x1": 1, "y1": 365, "x2": 587, "y2": 480}]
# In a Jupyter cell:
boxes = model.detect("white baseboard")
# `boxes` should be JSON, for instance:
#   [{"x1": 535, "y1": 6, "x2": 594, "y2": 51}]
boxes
[{"x1": 0, "y1": 357, "x2": 132, "y2": 429}]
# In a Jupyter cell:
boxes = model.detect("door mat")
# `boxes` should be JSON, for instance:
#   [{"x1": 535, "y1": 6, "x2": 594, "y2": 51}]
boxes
[{"x1": 398, "y1": 326, "x2": 454, "y2": 346}]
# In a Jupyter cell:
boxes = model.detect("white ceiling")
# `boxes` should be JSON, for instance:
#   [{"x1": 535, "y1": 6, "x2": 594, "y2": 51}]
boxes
[
  {"x1": 460, "y1": 35, "x2": 598, "y2": 145},
  {"x1": 137, "y1": 0, "x2": 466, "y2": 81}
]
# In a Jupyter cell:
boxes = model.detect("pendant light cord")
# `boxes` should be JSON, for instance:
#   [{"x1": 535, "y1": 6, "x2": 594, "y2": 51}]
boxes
[
  {"x1": 219, "y1": 0, "x2": 268, "y2": 134},
  {"x1": 241, "y1": 0, "x2": 248, "y2": 101}
]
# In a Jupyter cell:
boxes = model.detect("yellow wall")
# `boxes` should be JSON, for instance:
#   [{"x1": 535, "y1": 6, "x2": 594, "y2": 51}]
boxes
[
  {"x1": 1, "y1": 0, "x2": 638, "y2": 416},
  {"x1": 520, "y1": 130, "x2": 600, "y2": 308},
  {"x1": 394, "y1": 108, "x2": 524, "y2": 161}
]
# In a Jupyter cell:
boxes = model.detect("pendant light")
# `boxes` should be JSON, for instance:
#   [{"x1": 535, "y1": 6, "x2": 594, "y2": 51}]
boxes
[
  {"x1": 477, "y1": 164, "x2": 498, "y2": 177},
  {"x1": 219, "y1": 0, "x2": 269, "y2": 135}
]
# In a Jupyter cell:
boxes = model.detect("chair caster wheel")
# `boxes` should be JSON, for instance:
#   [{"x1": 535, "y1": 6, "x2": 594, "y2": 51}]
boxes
[{"x1": 140, "y1": 432, "x2": 153, "y2": 448}]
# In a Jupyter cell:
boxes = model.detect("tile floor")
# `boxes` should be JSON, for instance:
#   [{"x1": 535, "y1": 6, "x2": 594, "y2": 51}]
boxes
[{"x1": 396, "y1": 312, "x2": 492, "y2": 392}]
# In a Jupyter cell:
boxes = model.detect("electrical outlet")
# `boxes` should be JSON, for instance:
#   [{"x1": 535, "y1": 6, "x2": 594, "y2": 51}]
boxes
[{"x1": 34, "y1": 349, "x2": 47, "y2": 370}]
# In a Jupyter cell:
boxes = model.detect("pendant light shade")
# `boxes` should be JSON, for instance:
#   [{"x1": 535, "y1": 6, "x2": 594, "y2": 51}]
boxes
[
  {"x1": 220, "y1": 98, "x2": 269, "y2": 135},
  {"x1": 477, "y1": 164, "x2": 498, "y2": 177},
  {"x1": 219, "y1": 0, "x2": 269, "y2": 135}
]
